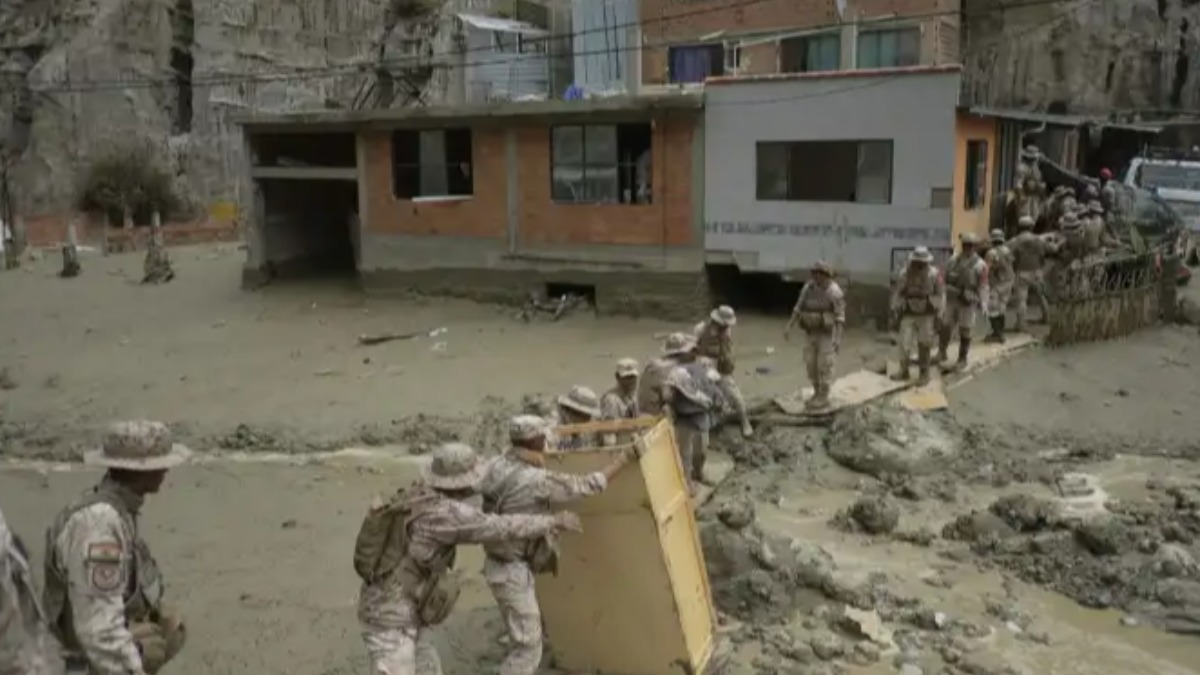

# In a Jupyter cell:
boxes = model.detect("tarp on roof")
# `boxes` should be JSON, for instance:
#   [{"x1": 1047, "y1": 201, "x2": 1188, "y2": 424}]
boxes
[
  {"x1": 456, "y1": 13, "x2": 548, "y2": 36},
  {"x1": 967, "y1": 106, "x2": 1162, "y2": 134}
]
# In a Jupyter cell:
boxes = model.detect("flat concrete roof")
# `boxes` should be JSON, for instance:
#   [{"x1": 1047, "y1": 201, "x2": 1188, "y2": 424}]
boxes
[
  {"x1": 236, "y1": 93, "x2": 704, "y2": 132},
  {"x1": 705, "y1": 64, "x2": 963, "y2": 87}
]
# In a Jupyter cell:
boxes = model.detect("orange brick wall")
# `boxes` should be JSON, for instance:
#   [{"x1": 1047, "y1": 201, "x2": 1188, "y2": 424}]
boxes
[
  {"x1": 640, "y1": 0, "x2": 959, "y2": 84},
  {"x1": 362, "y1": 128, "x2": 509, "y2": 238},
  {"x1": 21, "y1": 213, "x2": 239, "y2": 250},
  {"x1": 361, "y1": 113, "x2": 697, "y2": 248}
]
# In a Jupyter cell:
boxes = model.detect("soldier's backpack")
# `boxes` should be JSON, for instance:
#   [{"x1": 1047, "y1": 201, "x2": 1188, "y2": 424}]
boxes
[{"x1": 353, "y1": 488, "x2": 411, "y2": 585}]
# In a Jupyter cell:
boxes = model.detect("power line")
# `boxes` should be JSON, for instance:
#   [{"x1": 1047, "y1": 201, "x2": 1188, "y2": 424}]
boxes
[{"x1": 32, "y1": 0, "x2": 1077, "y2": 95}]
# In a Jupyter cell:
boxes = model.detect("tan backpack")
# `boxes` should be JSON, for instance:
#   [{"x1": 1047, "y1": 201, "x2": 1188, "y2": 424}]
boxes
[{"x1": 353, "y1": 488, "x2": 411, "y2": 584}]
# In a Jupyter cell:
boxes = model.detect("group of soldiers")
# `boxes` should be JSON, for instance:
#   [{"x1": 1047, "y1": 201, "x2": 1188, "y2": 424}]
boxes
[{"x1": 1, "y1": 421, "x2": 189, "y2": 675}]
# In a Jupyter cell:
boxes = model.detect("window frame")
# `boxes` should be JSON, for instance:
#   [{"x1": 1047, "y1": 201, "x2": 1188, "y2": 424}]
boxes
[
  {"x1": 779, "y1": 31, "x2": 842, "y2": 73},
  {"x1": 549, "y1": 123, "x2": 653, "y2": 206},
  {"x1": 391, "y1": 127, "x2": 475, "y2": 200},
  {"x1": 855, "y1": 26, "x2": 921, "y2": 70},
  {"x1": 754, "y1": 139, "x2": 894, "y2": 205},
  {"x1": 963, "y1": 139, "x2": 989, "y2": 210},
  {"x1": 666, "y1": 43, "x2": 727, "y2": 84}
]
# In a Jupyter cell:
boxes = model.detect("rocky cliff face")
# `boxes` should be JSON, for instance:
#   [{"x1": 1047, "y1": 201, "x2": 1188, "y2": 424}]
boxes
[
  {"x1": 963, "y1": 0, "x2": 1200, "y2": 118},
  {"x1": 0, "y1": 0, "x2": 469, "y2": 219}
]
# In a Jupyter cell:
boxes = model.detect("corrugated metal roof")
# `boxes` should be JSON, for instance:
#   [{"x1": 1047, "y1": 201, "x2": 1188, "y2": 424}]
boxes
[
  {"x1": 457, "y1": 13, "x2": 548, "y2": 36},
  {"x1": 965, "y1": 106, "x2": 1162, "y2": 133}
]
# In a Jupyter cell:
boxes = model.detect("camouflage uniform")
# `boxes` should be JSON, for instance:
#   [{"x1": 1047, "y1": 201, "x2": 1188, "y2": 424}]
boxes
[
  {"x1": 553, "y1": 386, "x2": 601, "y2": 452},
  {"x1": 789, "y1": 262, "x2": 846, "y2": 410},
  {"x1": 889, "y1": 247, "x2": 943, "y2": 385},
  {"x1": 1, "y1": 507, "x2": 65, "y2": 675},
  {"x1": 636, "y1": 333, "x2": 693, "y2": 416},
  {"x1": 663, "y1": 361, "x2": 720, "y2": 488},
  {"x1": 599, "y1": 358, "x2": 640, "y2": 446},
  {"x1": 693, "y1": 305, "x2": 753, "y2": 437},
  {"x1": 1007, "y1": 217, "x2": 1050, "y2": 331},
  {"x1": 359, "y1": 443, "x2": 568, "y2": 675},
  {"x1": 983, "y1": 230, "x2": 1015, "y2": 343},
  {"x1": 480, "y1": 418, "x2": 610, "y2": 675},
  {"x1": 938, "y1": 233, "x2": 989, "y2": 368},
  {"x1": 44, "y1": 422, "x2": 190, "y2": 675}
]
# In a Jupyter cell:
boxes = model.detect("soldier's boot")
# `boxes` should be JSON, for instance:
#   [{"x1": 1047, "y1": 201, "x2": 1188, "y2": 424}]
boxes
[
  {"x1": 983, "y1": 316, "x2": 1003, "y2": 343},
  {"x1": 806, "y1": 382, "x2": 831, "y2": 411},
  {"x1": 935, "y1": 328, "x2": 951, "y2": 364},
  {"x1": 916, "y1": 346, "x2": 932, "y2": 386},
  {"x1": 956, "y1": 338, "x2": 971, "y2": 369},
  {"x1": 891, "y1": 358, "x2": 911, "y2": 382},
  {"x1": 996, "y1": 315, "x2": 1008, "y2": 343}
]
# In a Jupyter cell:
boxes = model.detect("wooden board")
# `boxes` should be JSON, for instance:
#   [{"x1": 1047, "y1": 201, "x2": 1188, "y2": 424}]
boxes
[
  {"x1": 537, "y1": 418, "x2": 716, "y2": 675},
  {"x1": 896, "y1": 378, "x2": 949, "y2": 412},
  {"x1": 773, "y1": 369, "x2": 909, "y2": 416}
]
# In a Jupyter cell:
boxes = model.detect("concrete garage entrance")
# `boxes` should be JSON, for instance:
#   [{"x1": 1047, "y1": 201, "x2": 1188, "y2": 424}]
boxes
[{"x1": 245, "y1": 132, "x2": 360, "y2": 284}]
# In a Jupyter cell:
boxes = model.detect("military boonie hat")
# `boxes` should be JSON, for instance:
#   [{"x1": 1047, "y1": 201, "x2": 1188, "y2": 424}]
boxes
[
  {"x1": 509, "y1": 414, "x2": 549, "y2": 442},
  {"x1": 615, "y1": 357, "x2": 639, "y2": 378},
  {"x1": 1087, "y1": 200, "x2": 1104, "y2": 214},
  {"x1": 662, "y1": 332, "x2": 697, "y2": 357},
  {"x1": 1018, "y1": 215, "x2": 1035, "y2": 229},
  {"x1": 812, "y1": 260, "x2": 833, "y2": 276},
  {"x1": 908, "y1": 247, "x2": 933, "y2": 264},
  {"x1": 422, "y1": 442, "x2": 487, "y2": 490},
  {"x1": 84, "y1": 421, "x2": 192, "y2": 471},
  {"x1": 557, "y1": 385, "x2": 601, "y2": 418},
  {"x1": 960, "y1": 232, "x2": 980, "y2": 245},
  {"x1": 990, "y1": 229, "x2": 1005, "y2": 243},
  {"x1": 709, "y1": 305, "x2": 737, "y2": 326}
]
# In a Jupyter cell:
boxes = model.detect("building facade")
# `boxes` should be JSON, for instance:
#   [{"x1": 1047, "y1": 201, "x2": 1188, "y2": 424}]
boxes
[
  {"x1": 640, "y1": 0, "x2": 961, "y2": 87},
  {"x1": 702, "y1": 66, "x2": 992, "y2": 316},
  {"x1": 239, "y1": 95, "x2": 707, "y2": 318}
]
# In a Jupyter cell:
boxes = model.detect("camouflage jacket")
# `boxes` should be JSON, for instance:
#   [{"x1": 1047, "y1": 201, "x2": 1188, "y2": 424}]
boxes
[
  {"x1": 693, "y1": 320, "x2": 735, "y2": 375},
  {"x1": 478, "y1": 452, "x2": 606, "y2": 563},
  {"x1": 793, "y1": 281, "x2": 847, "y2": 332},
  {"x1": 357, "y1": 484, "x2": 562, "y2": 629}
]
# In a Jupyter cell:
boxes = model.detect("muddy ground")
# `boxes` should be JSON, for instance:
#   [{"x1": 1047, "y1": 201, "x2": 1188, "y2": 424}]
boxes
[{"x1": 3, "y1": 245, "x2": 1200, "y2": 675}]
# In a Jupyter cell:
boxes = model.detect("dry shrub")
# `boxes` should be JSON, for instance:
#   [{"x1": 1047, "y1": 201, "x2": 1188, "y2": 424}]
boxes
[{"x1": 76, "y1": 140, "x2": 184, "y2": 226}]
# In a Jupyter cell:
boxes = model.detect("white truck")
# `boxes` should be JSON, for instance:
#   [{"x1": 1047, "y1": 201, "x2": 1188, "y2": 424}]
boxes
[{"x1": 1123, "y1": 147, "x2": 1200, "y2": 266}]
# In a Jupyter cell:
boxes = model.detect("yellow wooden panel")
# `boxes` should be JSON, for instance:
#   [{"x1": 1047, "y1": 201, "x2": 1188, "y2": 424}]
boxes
[{"x1": 537, "y1": 418, "x2": 716, "y2": 675}]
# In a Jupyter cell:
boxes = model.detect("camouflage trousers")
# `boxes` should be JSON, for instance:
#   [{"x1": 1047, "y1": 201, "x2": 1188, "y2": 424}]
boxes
[
  {"x1": 484, "y1": 559, "x2": 542, "y2": 675},
  {"x1": 898, "y1": 314, "x2": 936, "y2": 361},
  {"x1": 673, "y1": 421, "x2": 709, "y2": 485},
  {"x1": 1013, "y1": 270, "x2": 1047, "y2": 328},
  {"x1": 803, "y1": 330, "x2": 835, "y2": 393},
  {"x1": 361, "y1": 625, "x2": 443, "y2": 675},
  {"x1": 715, "y1": 375, "x2": 748, "y2": 424},
  {"x1": 988, "y1": 280, "x2": 1013, "y2": 319},
  {"x1": 942, "y1": 302, "x2": 978, "y2": 339}
]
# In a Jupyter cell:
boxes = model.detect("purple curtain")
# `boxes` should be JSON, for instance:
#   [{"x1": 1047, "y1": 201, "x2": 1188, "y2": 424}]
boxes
[{"x1": 670, "y1": 47, "x2": 712, "y2": 84}]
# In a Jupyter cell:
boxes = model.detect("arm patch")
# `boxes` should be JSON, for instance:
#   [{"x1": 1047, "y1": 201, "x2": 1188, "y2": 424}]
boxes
[{"x1": 85, "y1": 541, "x2": 125, "y2": 593}]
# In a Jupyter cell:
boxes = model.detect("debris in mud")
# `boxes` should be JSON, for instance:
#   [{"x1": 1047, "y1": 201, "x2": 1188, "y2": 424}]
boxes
[
  {"x1": 825, "y1": 404, "x2": 958, "y2": 479},
  {"x1": 215, "y1": 423, "x2": 282, "y2": 451},
  {"x1": 0, "y1": 367, "x2": 16, "y2": 391},
  {"x1": 989, "y1": 494, "x2": 1057, "y2": 532},
  {"x1": 832, "y1": 494, "x2": 900, "y2": 535}
]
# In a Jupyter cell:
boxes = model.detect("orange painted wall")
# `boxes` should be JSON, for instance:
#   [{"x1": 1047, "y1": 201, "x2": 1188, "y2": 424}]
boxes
[
  {"x1": 360, "y1": 114, "x2": 697, "y2": 248},
  {"x1": 952, "y1": 112, "x2": 998, "y2": 247}
]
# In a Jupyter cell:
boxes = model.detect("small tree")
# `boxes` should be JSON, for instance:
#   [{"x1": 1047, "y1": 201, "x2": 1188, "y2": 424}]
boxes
[{"x1": 76, "y1": 140, "x2": 183, "y2": 227}]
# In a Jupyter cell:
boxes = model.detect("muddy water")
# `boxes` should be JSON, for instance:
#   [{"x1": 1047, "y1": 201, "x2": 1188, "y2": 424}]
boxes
[{"x1": 755, "y1": 464, "x2": 1200, "y2": 675}]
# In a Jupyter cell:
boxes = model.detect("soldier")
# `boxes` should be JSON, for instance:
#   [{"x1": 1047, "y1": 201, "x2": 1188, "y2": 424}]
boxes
[
  {"x1": 693, "y1": 305, "x2": 753, "y2": 438},
  {"x1": 1019, "y1": 144, "x2": 1043, "y2": 183},
  {"x1": 889, "y1": 247, "x2": 944, "y2": 385},
  {"x1": 480, "y1": 416, "x2": 638, "y2": 675},
  {"x1": 636, "y1": 333, "x2": 694, "y2": 417},
  {"x1": 784, "y1": 261, "x2": 846, "y2": 411},
  {"x1": 44, "y1": 421, "x2": 190, "y2": 675},
  {"x1": 599, "y1": 358, "x2": 640, "y2": 446},
  {"x1": 663, "y1": 357, "x2": 721, "y2": 491},
  {"x1": 983, "y1": 229, "x2": 1015, "y2": 344},
  {"x1": 1, "y1": 506, "x2": 65, "y2": 675},
  {"x1": 355, "y1": 442, "x2": 584, "y2": 675},
  {"x1": 553, "y1": 386, "x2": 601, "y2": 451},
  {"x1": 1083, "y1": 200, "x2": 1117, "y2": 257},
  {"x1": 1099, "y1": 167, "x2": 1118, "y2": 212},
  {"x1": 1007, "y1": 216, "x2": 1051, "y2": 331},
  {"x1": 938, "y1": 233, "x2": 989, "y2": 370}
]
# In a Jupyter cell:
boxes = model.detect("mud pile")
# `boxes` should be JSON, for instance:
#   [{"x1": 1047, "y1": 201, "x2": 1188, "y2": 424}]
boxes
[{"x1": 943, "y1": 487, "x2": 1200, "y2": 634}]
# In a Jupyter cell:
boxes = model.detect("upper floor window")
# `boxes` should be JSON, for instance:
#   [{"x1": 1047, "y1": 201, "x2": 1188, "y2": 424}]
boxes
[
  {"x1": 856, "y1": 27, "x2": 920, "y2": 69},
  {"x1": 756, "y1": 140, "x2": 893, "y2": 204},
  {"x1": 668, "y1": 44, "x2": 726, "y2": 84},
  {"x1": 392, "y1": 128, "x2": 474, "y2": 199},
  {"x1": 780, "y1": 33, "x2": 841, "y2": 73},
  {"x1": 964, "y1": 139, "x2": 989, "y2": 210},
  {"x1": 551, "y1": 123, "x2": 652, "y2": 205}
]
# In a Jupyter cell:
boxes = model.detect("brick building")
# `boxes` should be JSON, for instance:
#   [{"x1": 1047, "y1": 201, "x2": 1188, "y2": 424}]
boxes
[
  {"x1": 640, "y1": 0, "x2": 961, "y2": 86},
  {"x1": 237, "y1": 94, "x2": 706, "y2": 317}
]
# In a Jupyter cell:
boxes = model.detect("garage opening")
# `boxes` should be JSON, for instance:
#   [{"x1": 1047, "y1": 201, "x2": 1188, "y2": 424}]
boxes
[
  {"x1": 258, "y1": 178, "x2": 358, "y2": 279},
  {"x1": 706, "y1": 264, "x2": 801, "y2": 315}
]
